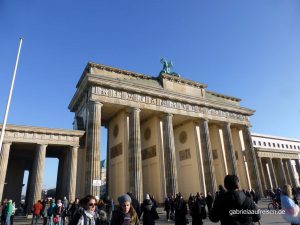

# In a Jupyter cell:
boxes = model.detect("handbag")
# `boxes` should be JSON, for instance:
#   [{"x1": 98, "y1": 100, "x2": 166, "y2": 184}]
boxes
[{"x1": 53, "y1": 216, "x2": 60, "y2": 223}]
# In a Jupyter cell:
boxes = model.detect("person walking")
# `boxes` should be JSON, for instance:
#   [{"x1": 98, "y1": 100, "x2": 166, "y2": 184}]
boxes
[
  {"x1": 164, "y1": 196, "x2": 171, "y2": 221},
  {"x1": 281, "y1": 184, "x2": 300, "y2": 225},
  {"x1": 31, "y1": 200, "x2": 43, "y2": 225},
  {"x1": 53, "y1": 199, "x2": 64, "y2": 225},
  {"x1": 209, "y1": 174, "x2": 261, "y2": 225},
  {"x1": 127, "y1": 192, "x2": 141, "y2": 219},
  {"x1": 69, "y1": 198, "x2": 80, "y2": 221},
  {"x1": 62, "y1": 197, "x2": 69, "y2": 225},
  {"x1": 4, "y1": 200, "x2": 13, "y2": 225},
  {"x1": 191, "y1": 193, "x2": 205, "y2": 225},
  {"x1": 69, "y1": 195, "x2": 107, "y2": 225},
  {"x1": 141, "y1": 194, "x2": 158, "y2": 225},
  {"x1": 170, "y1": 196, "x2": 175, "y2": 220},
  {"x1": 48, "y1": 200, "x2": 56, "y2": 225},
  {"x1": 103, "y1": 196, "x2": 114, "y2": 224},
  {"x1": 205, "y1": 192, "x2": 213, "y2": 212},
  {"x1": 41, "y1": 200, "x2": 49, "y2": 225},
  {"x1": 111, "y1": 194, "x2": 139, "y2": 225},
  {"x1": 174, "y1": 193, "x2": 188, "y2": 225},
  {"x1": 10, "y1": 202, "x2": 16, "y2": 225}
]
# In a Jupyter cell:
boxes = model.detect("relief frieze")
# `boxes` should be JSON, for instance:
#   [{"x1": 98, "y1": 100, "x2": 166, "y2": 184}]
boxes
[{"x1": 93, "y1": 87, "x2": 248, "y2": 122}]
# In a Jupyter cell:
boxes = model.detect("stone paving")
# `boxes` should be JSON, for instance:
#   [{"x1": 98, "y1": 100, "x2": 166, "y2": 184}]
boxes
[{"x1": 12, "y1": 198, "x2": 290, "y2": 225}]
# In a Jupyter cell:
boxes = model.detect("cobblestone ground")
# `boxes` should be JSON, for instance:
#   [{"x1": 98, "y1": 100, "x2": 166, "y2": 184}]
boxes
[{"x1": 13, "y1": 198, "x2": 290, "y2": 225}]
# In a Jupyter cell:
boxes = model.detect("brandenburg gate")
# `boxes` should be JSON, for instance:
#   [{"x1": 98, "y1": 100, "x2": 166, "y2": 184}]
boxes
[
  {"x1": 69, "y1": 61, "x2": 263, "y2": 202},
  {"x1": 2, "y1": 61, "x2": 300, "y2": 207}
]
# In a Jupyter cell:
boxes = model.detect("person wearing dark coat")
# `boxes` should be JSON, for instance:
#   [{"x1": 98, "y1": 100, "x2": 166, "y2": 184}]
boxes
[
  {"x1": 141, "y1": 194, "x2": 156, "y2": 225},
  {"x1": 127, "y1": 193, "x2": 142, "y2": 219},
  {"x1": 170, "y1": 196, "x2": 175, "y2": 220},
  {"x1": 205, "y1": 192, "x2": 213, "y2": 212},
  {"x1": 209, "y1": 175, "x2": 261, "y2": 225},
  {"x1": 111, "y1": 194, "x2": 139, "y2": 225},
  {"x1": 191, "y1": 193, "x2": 205, "y2": 225},
  {"x1": 104, "y1": 196, "x2": 114, "y2": 224},
  {"x1": 174, "y1": 193, "x2": 188, "y2": 225},
  {"x1": 69, "y1": 198, "x2": 80, "y2": 221},
  {"x1": 164, "y1": 197, "x2": 171, "y2": 221}
]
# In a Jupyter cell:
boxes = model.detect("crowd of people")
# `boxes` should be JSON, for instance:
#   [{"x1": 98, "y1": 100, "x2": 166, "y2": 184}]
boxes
[
  {"x1": 0, "y1": 199, "x2": 16, "y2": 225},
  {"x1": 10, "y1": 192, "x2": 158, "y2": 225},
  {"x1": 3, "y1": 174, "x2": 300, "y2": 225}
]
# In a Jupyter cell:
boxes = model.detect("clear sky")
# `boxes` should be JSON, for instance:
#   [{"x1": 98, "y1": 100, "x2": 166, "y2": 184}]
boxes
[{"x1": 1, "y1": 1, "x2": 300, "y2": 189}]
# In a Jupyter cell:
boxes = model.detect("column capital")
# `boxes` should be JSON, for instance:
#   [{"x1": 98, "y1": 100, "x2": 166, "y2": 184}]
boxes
[
  {"x1": 163, "y1": 113, "x2": 173, "y2": 118},
  {"x1": 70, "y1": 145, "x2": 80, "y2": 149},
  {"x1": 36, "y1": 144, "x2": 48, "y2": 148},
  {"x1": 125, "y1": 107, "x2": 141, "y2": 114},
  {"x1": 88, "y1": 100, "x2": 103, "y2": 107},
  {"x1": 2, "y1": 141, "x2": 12, "y2": 145},
  {"x1": 199, "y1": 117, "x2": 209, "y2": 123}
]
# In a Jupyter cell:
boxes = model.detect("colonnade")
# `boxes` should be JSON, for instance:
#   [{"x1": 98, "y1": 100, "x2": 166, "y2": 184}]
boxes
[
  {"x1": 257, "y1": 156, "x2": 300, "y2": 191},
  {"x1": 0, "y1": 142, "x2": 79, "y2": 210},
  {"x1": 85, "y1": 100, "x2": 263, "y2": 202}
]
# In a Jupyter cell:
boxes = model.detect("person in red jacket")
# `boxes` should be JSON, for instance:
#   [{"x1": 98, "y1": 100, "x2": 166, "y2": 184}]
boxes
[{"x1": 31, "y1": 200, "x2": 43, "y2": 225}]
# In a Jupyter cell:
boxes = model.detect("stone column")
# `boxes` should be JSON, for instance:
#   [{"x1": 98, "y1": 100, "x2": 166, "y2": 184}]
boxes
[
  {"x1": 0, "y1": 142, "x2": 12, "y2": 201},
  {"x1": 278, "y1": 158, "x2": 287, "y2": 187},
  {"x1": 223, "y1": 123, "x2": 238, "y2": 175},
  {"x1": 295, "y1": 159, "x2": 300, "y2": 185},
  {"x1": 28, "y1": 144, "x2": 47, "y2": 210},
  {"x1": 284, "y1": 159, "x2": 292, "y2": 186},
  {"x1": 287, "y1": 159, "x2": 297, "y2": 188},
  {"x1": 257, "y1": 157, "x2": 267, "y2": 192},
  {"x1": 61, "y1": 152, "x2": 70, "y2": 198},
  {"x1": 55, "y1": 157, "x2": 63, "y2": 198},
  {"x1": 67, "y1": 146, "x2": 78, "y2": 202},
  {"x1": 86, "y1": 100, "x2": 102, "y2": 196},
  {"x1": 105, "y1": 123, "x2": 110, "y2": 196},
  {"x1": 194, "y1": 122, "x2": 206, "y2": 195},
  {"x1": 267, "y1": 158, "x2": 278, "y2": 188},
  {"x1": 163, "y1": 113, "x2": 178, "y2": 197},
  {"x1": 128, "y1": 108, "x2": 143, "y2": 202},
  {"x1": 199, "y1": 119, "x2": 217, "y2": 195},
  {"x1": 242, "y1": 127, "x2": 263, "y2": 197}
]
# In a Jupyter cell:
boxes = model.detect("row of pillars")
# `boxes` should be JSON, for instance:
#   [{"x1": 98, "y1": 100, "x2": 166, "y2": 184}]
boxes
[
  {"x1": 85, "y1": 100, "x2": 263, "y2": 201},
  {"x1": 0, "y1": 142, "x2": 79, "y2": 210},
  {"x1": 258, "y1": 157, "x2": 300, "y2": 191}
]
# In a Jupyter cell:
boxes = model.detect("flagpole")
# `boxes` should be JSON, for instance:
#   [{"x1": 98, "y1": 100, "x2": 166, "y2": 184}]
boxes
[{"x1": 0, "y1": 38, "x2": 23, "y2": 153}]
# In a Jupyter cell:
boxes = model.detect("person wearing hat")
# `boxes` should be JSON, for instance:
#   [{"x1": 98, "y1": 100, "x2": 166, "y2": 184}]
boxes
[
  {"x1": 141, "y1": 194, "x2": 158, "y2": 225},
  {"x1": 111, "y1": 194, "x2": 139, "y2": 225}
]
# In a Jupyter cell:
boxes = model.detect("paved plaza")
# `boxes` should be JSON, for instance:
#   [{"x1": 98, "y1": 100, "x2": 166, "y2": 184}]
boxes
[{"x1": 12, "y1": 198, "x2": 291, "y2": 225}]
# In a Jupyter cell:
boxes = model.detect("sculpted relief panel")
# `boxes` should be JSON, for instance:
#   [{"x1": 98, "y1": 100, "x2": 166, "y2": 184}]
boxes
[{"x1": 92, "y1": 86, "x2": 249, "y2": 122}]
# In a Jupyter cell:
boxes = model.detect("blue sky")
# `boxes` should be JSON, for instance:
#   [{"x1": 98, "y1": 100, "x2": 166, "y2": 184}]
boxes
[{"x1": 1, "y1": 1, "x2": 300, "y2": 189}]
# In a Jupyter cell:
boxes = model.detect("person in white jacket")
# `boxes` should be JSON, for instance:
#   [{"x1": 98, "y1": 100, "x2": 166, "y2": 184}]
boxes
[{"x1": 281, "y1": 184, "x2": 300, "y2": 225}]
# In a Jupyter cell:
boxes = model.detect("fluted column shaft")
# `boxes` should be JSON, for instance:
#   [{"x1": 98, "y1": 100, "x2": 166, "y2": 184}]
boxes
[
  {"x1": 128, "y1": 108, "x2": 143, "y2": 202},
  {"x1": 223, "y1": 123, "x2": 238, "y2": 175},
  {"x1": 67, "y1": 146, "x2": 78, "y2": 202},
  {"x1": 284, "y1": 159, "x2": 292, "y2": 186},
  {"x1": 267, "y1": 158, "x2": 278, "y2": 188},
  {"x1": 0, "y1": 142, "x2": 11, "y2": 201},
  {"x1": 242, "y1": 127, "x2": 263, "y2": 197},
  {"x1": 86, "y1": 101, "x2": 102, "y2": 196},
  {"x1": 199, "y1": 119, "x2": 217, "y2": 195},
  {"x1": 28, "y1": 144, "x2": 47, "y2": 210},
  {"x1": 61, "y1": 152, "x2": 69, "y2": 198},
  {"x1": 257, "y1": 157, "x2": 267, "y2": 191},
  {"x1": 278, "y1": 158, "x2": 287, "y2": 186},
  {"x1": 295, "y1": 160, "x2": 300, "y2": 185},
  {"x1": 55, "y1": 157, "x2": 63, "y2": 198},
  {"x1": 163, "y1": 113, "x2": 178, "y2": 197},
  {"x1": 287, "y1": 159, "x2": 297, "y2": 188}
]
